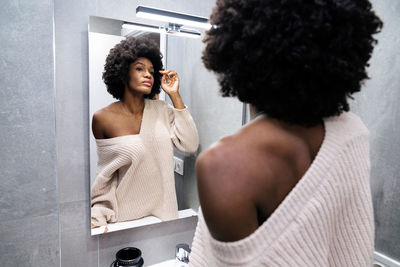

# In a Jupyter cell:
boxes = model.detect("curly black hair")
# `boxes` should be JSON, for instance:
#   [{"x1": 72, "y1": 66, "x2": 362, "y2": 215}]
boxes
[
  {"x1": 203, "y1": 0, "x2": 382, "y2": 125},
  {"x1": 103, "y1": 36, "x2": 163, "y2": 100}
]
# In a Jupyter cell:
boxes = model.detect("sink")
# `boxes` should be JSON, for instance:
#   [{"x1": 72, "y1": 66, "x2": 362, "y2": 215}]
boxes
[
  {"x1": 148, "y1": 259, "x2": 176, "y2": 267},
  {"x1": 148, "y1": 242, "x2": 191, "y2": 266}
]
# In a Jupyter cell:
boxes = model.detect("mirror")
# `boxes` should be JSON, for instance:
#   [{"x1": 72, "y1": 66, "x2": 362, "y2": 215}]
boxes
[{"x1": 88, "y1": 15, "x2": 243, "y2": 235}]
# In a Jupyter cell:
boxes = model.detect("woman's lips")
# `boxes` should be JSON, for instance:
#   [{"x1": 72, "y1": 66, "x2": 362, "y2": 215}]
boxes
[{"x1": 142, "y1": 81, "x2": 153, "y2": 87}]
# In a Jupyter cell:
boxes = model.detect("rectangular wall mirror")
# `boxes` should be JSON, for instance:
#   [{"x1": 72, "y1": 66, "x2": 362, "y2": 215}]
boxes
[{"x1": 88, "y1": 14, "x2": 243, "y2": 236}]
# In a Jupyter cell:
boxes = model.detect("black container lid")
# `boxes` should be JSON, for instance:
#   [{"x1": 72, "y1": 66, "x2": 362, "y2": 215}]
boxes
[{"x1": 114, "y1": 247, "x2": 143, "y2": 266}]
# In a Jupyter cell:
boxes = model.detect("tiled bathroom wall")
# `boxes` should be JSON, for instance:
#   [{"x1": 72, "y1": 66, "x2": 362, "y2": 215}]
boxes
[
  {"x1": 0, "y1": 0, "x2": 58, "y2": 265},
  {"x1": 1, "y1": 0, "x2": 399, "y2": 266}
]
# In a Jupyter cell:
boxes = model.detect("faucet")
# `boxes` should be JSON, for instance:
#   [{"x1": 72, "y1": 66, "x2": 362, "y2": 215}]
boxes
[{"x1": 175, "y1": 243, "x2": 191, "y2": 266}]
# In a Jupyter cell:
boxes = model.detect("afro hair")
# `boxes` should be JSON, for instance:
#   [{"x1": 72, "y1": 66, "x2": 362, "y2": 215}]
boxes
[
  {"x1": 103, "y1": 35, "x2": 163, "y2": 100},
  {"x1": 203, "y1": 0, "x2": 382, "y2": 125}
]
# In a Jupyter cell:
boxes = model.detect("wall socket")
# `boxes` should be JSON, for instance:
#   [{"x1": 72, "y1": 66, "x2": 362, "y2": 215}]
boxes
[{"x1": 174, "y1": 156, "x2": 184, "y2": 175}]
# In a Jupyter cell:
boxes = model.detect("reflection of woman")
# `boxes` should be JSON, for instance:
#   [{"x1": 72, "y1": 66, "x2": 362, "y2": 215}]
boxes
[
  {"x1": 90, "y1": 36, "x2": 199, "y2": 228},
  {"x1": 190, "y1": 0, "x2": 382, "y2": 266}
]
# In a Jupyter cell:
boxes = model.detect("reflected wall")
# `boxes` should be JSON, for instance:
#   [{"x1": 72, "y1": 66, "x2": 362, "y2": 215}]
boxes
[{"x1": 166, "y1": 35, "x2": 243, "y2": 211}]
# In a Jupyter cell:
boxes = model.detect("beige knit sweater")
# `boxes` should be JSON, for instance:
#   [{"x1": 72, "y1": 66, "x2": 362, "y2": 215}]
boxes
[
  {"x1": 91, "y1": 99, "x2": 199, "y2": 227},
  {"x1": 189, "y1": 112, "x2": 374, "y2": 266}
]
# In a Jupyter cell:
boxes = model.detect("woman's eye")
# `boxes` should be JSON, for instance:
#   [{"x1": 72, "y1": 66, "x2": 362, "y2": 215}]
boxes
[
  {"x1": 136, "y1": 67, "x2": 142, "y2": 71},
  {"x1": 150, "y1": 72, "x2": 154, "y2": 76}
]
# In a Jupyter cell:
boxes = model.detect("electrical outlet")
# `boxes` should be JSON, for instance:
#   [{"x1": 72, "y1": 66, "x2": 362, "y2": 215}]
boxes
[{"x1": 174, "y1": 156, "x2": 184, "y2": 175}]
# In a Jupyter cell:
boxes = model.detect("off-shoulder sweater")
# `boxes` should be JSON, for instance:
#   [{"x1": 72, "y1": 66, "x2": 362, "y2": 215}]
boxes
[
  {"x1": 189, "y1": 112, "x2": 374, "y2": 266},
  {"x1": 91, "y1": 99, "x2": 199, "y2": 227}
]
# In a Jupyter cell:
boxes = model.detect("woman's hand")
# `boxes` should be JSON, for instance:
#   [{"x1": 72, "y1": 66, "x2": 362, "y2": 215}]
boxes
[
  {"x1": 160, "y1": 70, "x2": 179, "y2": 96},
  {"x1": 159, "y1": 69, "x2": 185, "y2": 109}
]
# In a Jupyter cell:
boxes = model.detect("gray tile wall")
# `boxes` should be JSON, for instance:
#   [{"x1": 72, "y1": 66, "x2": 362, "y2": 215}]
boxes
[
  {"x1": 351, "y1": 0, "x2": 400, "y2": 261},
  {"x1": 0, "y1": 0, "x2": 59, "y2": 265},
  {"x1": 2, "y1": 0, "x2": 399, "y2": 265}
]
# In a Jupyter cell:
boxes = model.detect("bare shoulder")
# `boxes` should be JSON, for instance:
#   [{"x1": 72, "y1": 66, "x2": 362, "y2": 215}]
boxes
[
  {"x1": 196, "y1": 119, "x2": 295, "y2": 194},
  {"x1": 196, "y1": 123, "x2": 281, "y2": 241},
  {"x1": 196, "y1": 135, "x2": 254, "y2": 241},
  {"x1": 91, "y1": 103, "x2": 119, "y2": 139},
  {"x1": 196, "y1": 118, "x2": 314, "y2": 242},
  {"x1": 196, "y1": 136, "x2": 241, "y2": 193}
]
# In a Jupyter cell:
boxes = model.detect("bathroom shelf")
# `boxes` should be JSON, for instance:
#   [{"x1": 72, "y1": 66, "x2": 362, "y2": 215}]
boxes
[{"x1": 91, "y1": 208, "x2": 197, "y2": 235}]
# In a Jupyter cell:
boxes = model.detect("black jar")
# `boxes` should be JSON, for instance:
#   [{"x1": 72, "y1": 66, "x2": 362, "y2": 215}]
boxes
[{"x1": 111, "y1": 247, "x2": 144, "y2": 267}]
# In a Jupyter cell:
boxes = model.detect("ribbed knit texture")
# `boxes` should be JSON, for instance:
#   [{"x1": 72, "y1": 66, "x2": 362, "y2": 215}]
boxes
[
  {"x1": 91, "y1": 99, "x2": 199, "y2": 227},
  {"x1": 189, "y1": 112, "x2": 374, "y2": 267}
]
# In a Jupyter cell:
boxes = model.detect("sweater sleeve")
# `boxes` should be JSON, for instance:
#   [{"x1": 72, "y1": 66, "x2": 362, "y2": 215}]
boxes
[
  {"x1": 91, "y1": 172, "x2": 118, "y2": 227},
  {"x1": 90, "y1": 144, "x2": 123, "y2": 227},
  {"x1": 167, "y1": 104, "x2": 199, "y2": 153}
]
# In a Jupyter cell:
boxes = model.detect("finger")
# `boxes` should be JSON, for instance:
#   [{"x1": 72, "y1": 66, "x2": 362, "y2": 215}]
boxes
[
  {"x1": 165, "y1": 73, "x2": 176, "y2": 81},
  {"x1": 163, "y1": 75, "x2": 171, "y2": 84},
  {"x1": 159, "y1": 69, "x2": 174, "y2": 74},
  {"x1": 160, "y1": 70, "x2": 170, "y2": 80},
  {"x1": 160, "y1": 69, "x2": 177, "y2": 76},
  {"x1": 165, "y1": 72, "x2": 177, "y2": 80},
  {"x1": 159, "y1": 71, "x2": 172, "y2": 79}
]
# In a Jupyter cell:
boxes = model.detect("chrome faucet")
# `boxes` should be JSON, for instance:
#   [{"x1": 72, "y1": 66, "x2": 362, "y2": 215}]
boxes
[{"x1": 175, "y1": 243, "x2": 191, "y2": 265}]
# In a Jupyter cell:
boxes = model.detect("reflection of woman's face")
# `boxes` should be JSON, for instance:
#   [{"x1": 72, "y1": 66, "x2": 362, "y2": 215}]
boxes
[{"x1": 126, "y1": 57, "x2": 154, "y2": 95}]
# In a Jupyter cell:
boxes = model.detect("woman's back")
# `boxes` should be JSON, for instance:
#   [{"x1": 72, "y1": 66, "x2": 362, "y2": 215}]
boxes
[{"x1": 190, "y1": 112, "x2": 374, "y2": 266}]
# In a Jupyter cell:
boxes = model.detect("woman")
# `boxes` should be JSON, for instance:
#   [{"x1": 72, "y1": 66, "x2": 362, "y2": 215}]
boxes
[
  {"x1": 90, "y1": 36, "x2": 199, "y2": 228},
  {"x1": 190, "y1": 0, "x2": 382, "y2": 266}
]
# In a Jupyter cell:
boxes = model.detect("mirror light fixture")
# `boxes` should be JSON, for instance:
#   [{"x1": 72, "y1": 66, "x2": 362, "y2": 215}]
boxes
[
  {"x1": 136, "y1": 6, "x2": 212, "y2": 30},
  {"x1": 122, "y1": 22, "x2": 201, "y2": 39},
  {"x1": 165, "y1": 23, "x2": 201, "y2": 38},
  {"x1": 122, "y1": 22, "x2": 162, "y2": 36}
]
